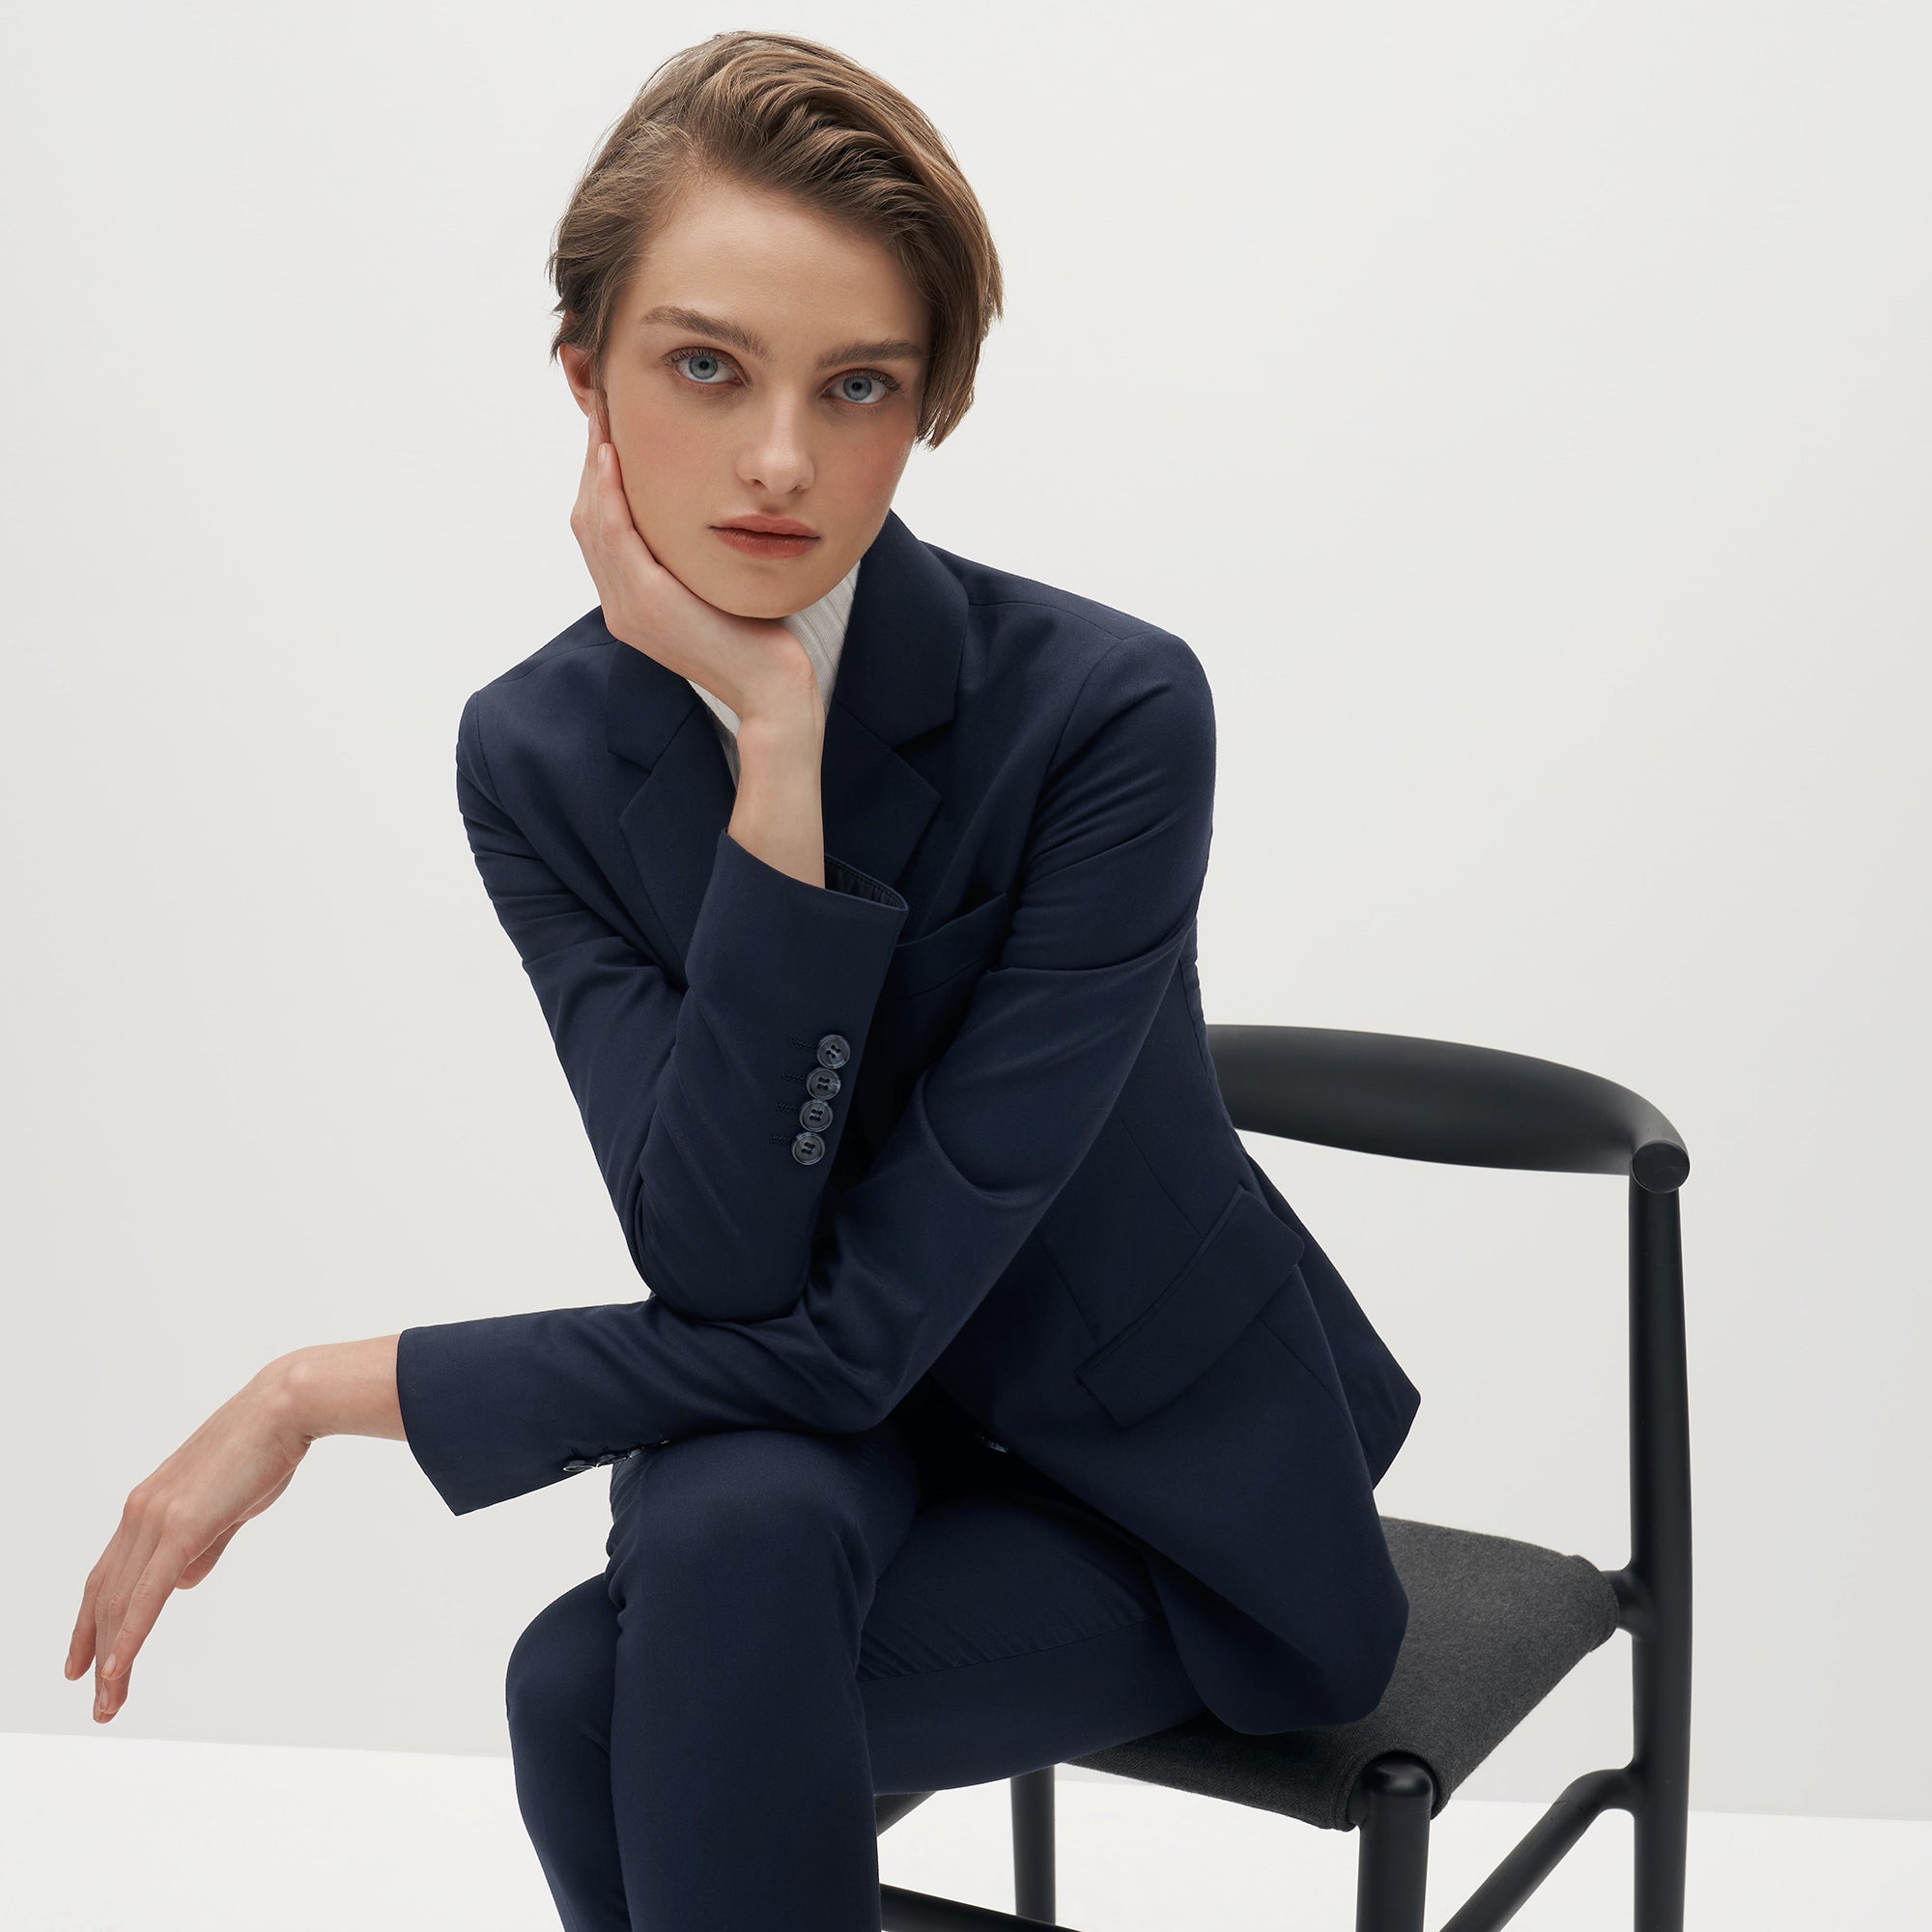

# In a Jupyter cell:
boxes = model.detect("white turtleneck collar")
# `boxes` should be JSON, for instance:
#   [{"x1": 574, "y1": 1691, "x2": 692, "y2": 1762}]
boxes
[{"x1": 689, "y1": 556, "x2": 863, "y2": 786}]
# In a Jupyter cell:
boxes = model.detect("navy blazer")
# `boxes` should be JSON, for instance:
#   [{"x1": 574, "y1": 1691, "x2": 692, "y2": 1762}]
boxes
[{"x1": 397, "y1": 506, "x2": 1422, "y2": 1733}]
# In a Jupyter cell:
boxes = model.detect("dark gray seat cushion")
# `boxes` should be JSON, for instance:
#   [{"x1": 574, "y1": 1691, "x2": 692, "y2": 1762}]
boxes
[{"x1": 1069, "y1": 1515, "x2": 1622, "y2": 1830}]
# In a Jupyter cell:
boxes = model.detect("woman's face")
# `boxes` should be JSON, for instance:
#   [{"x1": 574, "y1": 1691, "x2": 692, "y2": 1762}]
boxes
[{"x1": 562, "y1": 175, "x2": 929, "y2": 620}]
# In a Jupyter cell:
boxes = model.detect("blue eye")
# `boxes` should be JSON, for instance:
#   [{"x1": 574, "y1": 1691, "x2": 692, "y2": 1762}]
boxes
[
  {"x1": 664, "y1": 346, "x2": 901, "y2": 408},
  {"x1": 670, "y1": 349, "x2": 732, "y2": 385},
  {"x1": 834, "y1": 371, "x2": 891, "y2": 406}
]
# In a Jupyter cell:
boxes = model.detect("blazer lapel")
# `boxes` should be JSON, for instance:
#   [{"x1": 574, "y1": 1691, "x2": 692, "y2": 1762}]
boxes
[{"x1": 605, "y1": 506, "x2": 965, "y2": 976}]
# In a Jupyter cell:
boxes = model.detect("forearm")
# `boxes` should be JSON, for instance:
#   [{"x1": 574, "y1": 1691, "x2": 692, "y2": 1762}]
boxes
[
  {"x1": 393, "y1": 903, "x2": 1191, "y2": 1519},
  {"x1": 628, "y1": 824, "x2": 907, "y2": 1316},
  {"x1": 726, "y1": 672, "x2": 827, "y2": 890},
  {"x1": 275, "y1": 1336, "x2": 406, "y2": 1443},
  {"x1": 457, "y1": 677, "x2": 908, "y2": 1325}
]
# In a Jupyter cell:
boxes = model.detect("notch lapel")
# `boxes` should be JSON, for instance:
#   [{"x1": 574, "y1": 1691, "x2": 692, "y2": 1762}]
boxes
[{"x1": 605, "y1": 507, "x2": 965, "y2": 977}]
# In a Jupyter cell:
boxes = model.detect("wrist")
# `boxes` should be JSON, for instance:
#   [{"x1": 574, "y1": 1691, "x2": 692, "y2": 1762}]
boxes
[
  {"x1": 736, "y1": 648, "x2": 823, "y2": 737},
  {"x1": 253, "y1": 1350, "x2": 317, "y2": 1443},
  {"x1": 736, "y1": 703, "x2": 824, "y2": 772},
  {"x1": 270, "y1": 1337, "x2": 406, "y2": 1444}
]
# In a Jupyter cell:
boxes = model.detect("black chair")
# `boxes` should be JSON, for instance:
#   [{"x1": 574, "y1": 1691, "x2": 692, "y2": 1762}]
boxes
[{"x1": 875, "y1": 1022, "x2": 1691, "y2": 1932}]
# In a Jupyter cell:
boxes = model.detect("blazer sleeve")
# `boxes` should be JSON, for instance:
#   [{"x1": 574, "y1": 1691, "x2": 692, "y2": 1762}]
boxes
[
  {"x1": 398, "y1": 629, "x2": 1214, "y2": 1517},
  {"x1": 453, "y1": 686, "x2": 910, "y2": 1321}
]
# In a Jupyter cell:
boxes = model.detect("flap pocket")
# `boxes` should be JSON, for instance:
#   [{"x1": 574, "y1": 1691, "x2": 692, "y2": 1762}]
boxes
[
  {"x1": 883, "y1": 891, "x2": 1009, "y2": 1000},
  {"x1": 1075, "y1": 1183, "x2": 1307, "y2": 1429}
]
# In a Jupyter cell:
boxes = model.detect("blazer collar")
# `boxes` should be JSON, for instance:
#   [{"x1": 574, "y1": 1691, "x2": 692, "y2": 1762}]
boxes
[{"x1": 603, "y1": 505, "x2": 964, "y2": 973}]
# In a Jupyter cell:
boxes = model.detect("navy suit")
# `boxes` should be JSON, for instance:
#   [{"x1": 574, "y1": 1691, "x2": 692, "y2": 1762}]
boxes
[{"x1": 398, "y1": 507, "x2": 1421, "y2": 1762}]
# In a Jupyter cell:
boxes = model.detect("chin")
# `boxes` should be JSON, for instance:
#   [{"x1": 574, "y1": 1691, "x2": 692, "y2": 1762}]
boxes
[
  {"x1": 714, "y1": 581, "x2": 811, "y2": 622},
  {"x1": 657, "y1": 535, "x2": 836, "y2": 623},
  {"x1": 717, "y1": 560, "x2": 847, "y2": 622}
]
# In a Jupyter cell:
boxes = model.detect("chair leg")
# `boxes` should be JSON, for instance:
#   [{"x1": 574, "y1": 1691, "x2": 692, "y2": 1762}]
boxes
[
  {"x1": 1628, "y1": 1177, "x2": 1693, "y2": 1932},
  {"x1": 1010, "y1": 1766, "x2": 1056, "y2": 1923},
  {"x1": 1350, "y1": 1752, "x2": 1435, "y2": 1932},
  {"x1": 1632, "y1": 1737, "x2": 1690, "y2": 1932}
]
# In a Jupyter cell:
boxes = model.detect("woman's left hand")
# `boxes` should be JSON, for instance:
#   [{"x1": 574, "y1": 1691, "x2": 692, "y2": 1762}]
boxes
[
  {"x1": 65, "y1": 1362, "x2": 311, "y2": 1721},
  {"x1": 575, "y1": 392, "x2": 813, "y2": 723}
]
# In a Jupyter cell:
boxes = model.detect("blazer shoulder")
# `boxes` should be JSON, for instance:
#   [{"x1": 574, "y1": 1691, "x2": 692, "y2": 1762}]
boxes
[
  {"x1": 927, "y1": 538, "x2": 1169, "y2": 644},
  {"x1": 466, "y1": 605, "x2": 611, "y2": 701},
  {"x1": 927, "y1": 540, "x2": 1210, "y2": 734},
  {"x1": 457, "y1": 606, "x2": 616, "y2": 772}
]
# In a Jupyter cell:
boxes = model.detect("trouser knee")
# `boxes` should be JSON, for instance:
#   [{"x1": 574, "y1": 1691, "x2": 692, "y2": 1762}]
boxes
[
  {"x1": 611, "y1": 1429, "x2": 871, "y2": 1570},
  {"x1": 504, "y1": 1574, "x2": 612, "y2": 1750}
]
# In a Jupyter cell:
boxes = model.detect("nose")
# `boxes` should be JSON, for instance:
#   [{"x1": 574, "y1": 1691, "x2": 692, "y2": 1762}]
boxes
[{"x1": 736, "y1": 394, "x2": 816, "y2": 497}]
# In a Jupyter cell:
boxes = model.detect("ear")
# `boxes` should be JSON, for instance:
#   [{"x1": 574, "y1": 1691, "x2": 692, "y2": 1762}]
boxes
[{"x1": 558, "y1": 337, "x2": 600, "y2": 417}]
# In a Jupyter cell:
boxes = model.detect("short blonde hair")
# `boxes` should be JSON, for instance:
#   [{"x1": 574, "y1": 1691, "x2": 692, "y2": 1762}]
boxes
[{"x1": 548, "y1": 31, "x2": 1004, "y2": 449}]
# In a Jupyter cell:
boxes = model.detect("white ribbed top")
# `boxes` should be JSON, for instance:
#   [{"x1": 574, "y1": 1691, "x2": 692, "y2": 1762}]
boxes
[{"x1": 690, "y1": 557, "x2": 862, "y2": 786}]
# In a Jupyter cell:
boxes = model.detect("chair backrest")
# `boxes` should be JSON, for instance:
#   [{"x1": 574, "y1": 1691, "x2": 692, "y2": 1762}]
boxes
[
  {"x1": 1205, "y1": 1022, "x2": 1692, "y2": 1709},
  {"x1": 1207, "y1": 1022, "x2": 1689, "y2": 1191}
]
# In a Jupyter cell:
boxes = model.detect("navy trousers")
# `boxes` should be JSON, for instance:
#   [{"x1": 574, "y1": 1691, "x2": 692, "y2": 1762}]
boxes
[{"x1": 502, "y1": 1378, "x2": 1207, "y2": 1930}]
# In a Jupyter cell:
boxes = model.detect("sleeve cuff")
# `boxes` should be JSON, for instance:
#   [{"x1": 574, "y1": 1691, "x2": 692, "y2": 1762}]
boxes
[
  {"x1": 700, "y1": 825, "x2": 909, "y2": 930},
  {"x1": 825, "y1": 850, "x2": 910, "y2": 907}
]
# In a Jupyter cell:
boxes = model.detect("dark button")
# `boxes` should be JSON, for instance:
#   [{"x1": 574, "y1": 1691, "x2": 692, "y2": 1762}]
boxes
[
  {"x1": 816, "y1": 1033, "x2": 851, "y2": 1069},
  {"x1": 562, "y1": 1458, "x2": 591, "y2": 1473},
  {"x1": 792, "y1": 1130, "x2": 826, "y2": 1165},
  {"x1": 799, "y1": 1097, "x2": 833, "y2": 1132},
  {"x1": 976, "y1": 1431, "x2": 1010, "y2": 1454},
  {"x1": 806, "y1": 1065, "x2": 840, "y2": 1100}
]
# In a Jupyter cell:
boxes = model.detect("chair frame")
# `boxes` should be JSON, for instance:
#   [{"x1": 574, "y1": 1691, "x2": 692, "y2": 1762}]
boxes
[{"x1": 876, "y1": 1022, "x2": 1692, "y2": 1932}]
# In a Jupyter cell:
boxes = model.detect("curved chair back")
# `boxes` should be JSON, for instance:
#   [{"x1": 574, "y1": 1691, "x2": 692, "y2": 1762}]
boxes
[{"x1": 1207, "y1": 1022, "x2": 1689, "y2": 1192}]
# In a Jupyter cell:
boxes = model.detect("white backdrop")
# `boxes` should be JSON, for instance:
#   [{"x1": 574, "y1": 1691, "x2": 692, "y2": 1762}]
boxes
[{"x1": 5, "y1": 0, "x2": 1925, "y2": 1827}]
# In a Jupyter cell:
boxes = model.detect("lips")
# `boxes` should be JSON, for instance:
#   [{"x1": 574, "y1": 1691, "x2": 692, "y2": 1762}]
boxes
[
  {"x1": 712, "y1": 526, "x2": 818, "y2": 558},
  {"x1": 715, "y1": 517, "x2": 817, "y2": 538}
]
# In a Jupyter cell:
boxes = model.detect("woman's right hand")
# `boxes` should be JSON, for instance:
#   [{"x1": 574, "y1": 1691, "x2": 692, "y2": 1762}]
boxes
[{"x1": 571, "y1": 393, "x2": 815, "y2": 724}]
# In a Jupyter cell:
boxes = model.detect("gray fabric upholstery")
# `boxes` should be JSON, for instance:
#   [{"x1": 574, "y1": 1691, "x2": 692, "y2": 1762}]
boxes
[{"x1": 1069, "y1": 1515, "x2": 1622, "y2": 1831}]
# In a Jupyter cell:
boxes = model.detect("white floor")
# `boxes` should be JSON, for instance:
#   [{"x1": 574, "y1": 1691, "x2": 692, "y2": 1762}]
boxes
[{"x1": 3, "y1": 1732, "x2": 1924, "y2": 1930}]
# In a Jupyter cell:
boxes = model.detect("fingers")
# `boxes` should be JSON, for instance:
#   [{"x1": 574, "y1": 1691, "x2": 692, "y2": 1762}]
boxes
[
  {"x1": 572, "y1": 394, "x2": 615, "y2": 611},
  {"x1": 594, "y1": 439, "x2": 634, "y2": 546},
  {"x1": 572, "y1": 396, "x2": 665, "y2": 657},
  {"x1": 93, "y1": 1535, "x2": 190, "y2": 1719},
  {"x1": 71, "y1": 1492, "x2": 193, "y2": 1722},
  {"x1": 582, "y1": 391, "x2": 638, "y2": 548},
  {"x1": 88, "y1": 1512, "x2": 164, "y2": 1722},
  {"x1": 583, "y1": 389, "x2": 609, "y2": 498},
  {"x1": 573, "y1": 397, "x2": 602, "y2": 548},
  {"x1": 64, "y1": 1495, "x2": 136, "y2": 1691},
  {"x1": 591, "y1": 426, "x2": 653, "y2": 571},
  {"x1": 64, "y1": 1553, "x2": 108, "y2": 1680}
]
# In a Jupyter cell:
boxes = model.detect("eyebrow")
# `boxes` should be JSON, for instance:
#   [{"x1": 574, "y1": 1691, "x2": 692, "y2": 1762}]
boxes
[{"x1": 638, "y1": 303, "x2": 928, "y2": 369}]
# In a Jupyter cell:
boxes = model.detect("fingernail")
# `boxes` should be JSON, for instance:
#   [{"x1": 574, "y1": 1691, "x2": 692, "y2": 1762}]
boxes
[{"x1": 103, "y1": 1651, "x2": 118, "y2": 1677}]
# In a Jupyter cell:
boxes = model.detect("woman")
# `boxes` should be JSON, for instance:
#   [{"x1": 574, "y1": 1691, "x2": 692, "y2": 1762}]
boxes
[{"x1": 68, "y1": 31, "x2": 1420, "y2": 1930}]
